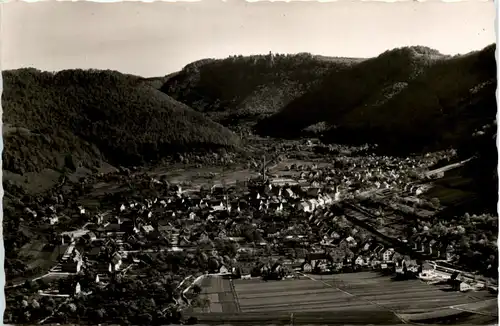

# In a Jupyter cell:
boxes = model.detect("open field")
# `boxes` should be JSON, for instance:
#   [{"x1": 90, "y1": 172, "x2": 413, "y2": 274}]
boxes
[
  {"x1": 18, "y1": 241, "x2": 63, "y2": 271},
  {"x1": 189, "y1": 272, "x2": 497, "y2": 324},
  {"x1": 82, "y1": 155, "x2": 325, "y2": 198},
  {"x1": 194, "y1": 276, "x2": 239, "y2": 314},
  {"x1": 424, "y1": 185, "x2": 476, "y2": 207}
]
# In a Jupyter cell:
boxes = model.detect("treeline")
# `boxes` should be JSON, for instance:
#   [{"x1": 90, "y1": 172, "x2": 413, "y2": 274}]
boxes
[
  {"x1": 161, "y1": 52, "x2": 364, "y2": 126},
  {"x1": 2, "y1": 68, "x2": 240, "y2": 174}
]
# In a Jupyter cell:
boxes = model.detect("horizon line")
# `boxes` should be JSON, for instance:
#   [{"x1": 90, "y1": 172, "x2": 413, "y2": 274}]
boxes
[{"x1": 3, "y1": 42, "x2": 495, "y2": 78}]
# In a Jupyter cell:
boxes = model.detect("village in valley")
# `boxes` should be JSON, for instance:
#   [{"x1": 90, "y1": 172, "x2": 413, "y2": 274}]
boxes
[{"x1": 4, "y1": 138, "x2": 498, "y2": 325}]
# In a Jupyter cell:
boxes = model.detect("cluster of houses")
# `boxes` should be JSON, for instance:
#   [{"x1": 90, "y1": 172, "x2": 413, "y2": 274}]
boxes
[{"x1": 21, "y1": 144, "x2": 464, "y2": 296}]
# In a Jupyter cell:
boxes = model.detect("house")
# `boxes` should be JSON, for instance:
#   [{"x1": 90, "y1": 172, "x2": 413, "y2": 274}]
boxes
[
  {"x1": 24, "y1": 207, "x2": 37, "y2": 218},
  {"x1": 198, "y1": 199, "x2": 208, "y2": 210},
  {"x1": 322, "y1": 194, "x2": 334, "y2": 205},
  {"x1": 345, "y1": 236, "x2": 358, "y2": 248},
  {"x1": 211, "y1": 202, "x2": 226, "y2": 212},
  {"x1": 269, "y1": 202, "x2": 284, "y2": 212},
  {"x1": 438, "y1": 243, "x2": 455, "y2": 261},
  {"x1": 111, "y1": 252, "x2": 122, "y2": 272},
  {"x1": 355, "y1": 256, "x2": 366, "y2": 266},
  {"x1": 299, "y1": 202, "x2": 312, "y2": 213},
  {"x1": 283, "y1": 188, "x2": 295, "y2": 199},
  {"x1": 110, "y1": 216, "x2": 122, "y2": 225},
  {"x1": 382, "y1": 248, "x2": 395, "y2": 262},
  {"x1": 421, "y1": 237, "x2": 432, "y2": 253},
  {"x1": 104, "y1": 223, "x2": 124, "y2": 236},
  {"x1": 94, "y1": 214, "x2": 104, "y2": 225},
  {"x1": 230, "y1": 202, "x2": 241, "y2": 213},
  {"x1": 308, "y1": 199, "x2": 319, "y2": 210},
  {"x1": 271, "y1": 186, "x2": 282, "y2": 197},
  {"x1": 49, "y1": 216, "x2": 59, "y2": 225},
  {"x1": 417, "y1": 236, "x2": 427, "y2": 252},
  {"x1": 75, "y1": 282, "x2": 81, "y2": 295},
  {"x1": 307, "y1": 252, "x2": 332, "y2": 271},
  {"x1": 427, "y1": 239, "x2": 438, "y2": 255},
  {"x1": 219, "y1": 265, "x2": 230, "y2": 274},
  {"x1": 302, "y1": 262, "x2": 313, "y2": 272},
  {"x1": 412, "y1": 236, "x2": 421, "y2": 251},
  {"x1": 140, "y1": 224, "x2": 154, "y2": 234},
  {"x1": 83, "y1": 231, "x2": 97, "y2": 242}
]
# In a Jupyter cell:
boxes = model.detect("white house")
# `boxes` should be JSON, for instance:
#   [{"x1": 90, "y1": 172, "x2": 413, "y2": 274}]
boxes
[
  {"x1": 382, "y1": 248, "x2": 395, "y2": 262},
  {"x1": 302, "y1": 262, "x2": 313, "y2": 273},
  {"x1": 111, "y1": 252, "x2": 122, "y2": 272},
  {"x1": 211, "y1": 202, "x2": 226, "y2": 212},
  {"x1": 49, "y1": 216, "x2": 59, "y2": 225},
  {"x1": 75, "y1": 282, "x2": 81, "y2": 295},
  {"x1": 284, "y1": 188, "x2": 295, "y2": 199},
  {"x1": 299, "y1": 202, "x2": 312, "y2": 213},
  {"x1": 142, "y1": 225, "x2": 154, "y2": 234},
  {"x1": 219, "y1": 265, "x2": 230, "y2": 274},
  {"x1": 309, "y1": 199, "x2": 319, "y2": 210},
  {"x1": 323, "y1": 194, "x2": 333, "y2": 205},
  {"x1": 355, "y1": 256, "x2": 366, "y2": 266}
]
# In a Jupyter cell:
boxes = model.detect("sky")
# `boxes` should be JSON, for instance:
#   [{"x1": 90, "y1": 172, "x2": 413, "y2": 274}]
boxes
[{"x1": 1, "y1": 0, "x2": 496, "y2": 77}]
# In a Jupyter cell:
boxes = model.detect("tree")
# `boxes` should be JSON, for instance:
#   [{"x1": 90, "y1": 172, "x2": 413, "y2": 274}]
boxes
[
  {"x1": 139, "y1": 313, "x2": 153, "y2": 325},
  {"x1": 192, "y1": 284, "x2": 202, "y2": 295},
  {"x1": 430, "y1": 197, "x2": 440, "y2": 209},
  {"x1": 23, "y1": 280, "x2": 32, "y2": 291},
  {"x1": 208, "y1": 258, "x2": 220, "y2": 272}
]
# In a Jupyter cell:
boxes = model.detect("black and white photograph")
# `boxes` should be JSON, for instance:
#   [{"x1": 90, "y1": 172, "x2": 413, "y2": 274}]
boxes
[{"x1": 1, "y1": 0, "x2": 498, "y2": 325}]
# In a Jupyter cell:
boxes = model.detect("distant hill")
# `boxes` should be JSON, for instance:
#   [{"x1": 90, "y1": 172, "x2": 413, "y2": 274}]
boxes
[
  {"x1": 2, "y1": 68, "x2": 240, "y2": 175},
  {"x1": 160, "y1": 53, "x2": 364, "y2": 131},
  {"x1": 255, "y1": 45, "x2": 496, "y2": 154}
]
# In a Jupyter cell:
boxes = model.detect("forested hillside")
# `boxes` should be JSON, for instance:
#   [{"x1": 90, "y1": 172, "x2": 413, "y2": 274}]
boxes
[
  {"x1": 2, "y1": 68, "x2": 240, "y2": 175},
  {"x1": 160, "y1": 53, "x2": 364, "y2": 130},
  {"x1": 255, "y1": 45, "x2": 496, "y2": 154}
]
